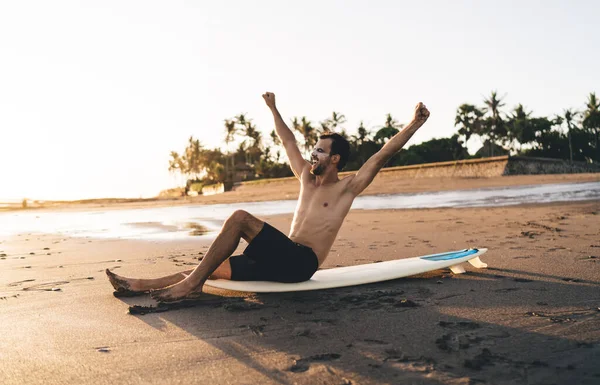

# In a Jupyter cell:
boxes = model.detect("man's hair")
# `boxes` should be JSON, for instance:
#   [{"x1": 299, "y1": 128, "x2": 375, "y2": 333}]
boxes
[{"x1": 320, "y1": 132, "x2": 350, "y2": 171}]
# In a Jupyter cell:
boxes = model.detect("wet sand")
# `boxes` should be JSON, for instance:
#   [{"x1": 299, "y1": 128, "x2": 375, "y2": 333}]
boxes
[{"x1": 1, "y1": 196, "x2": 599, "y2": 384}]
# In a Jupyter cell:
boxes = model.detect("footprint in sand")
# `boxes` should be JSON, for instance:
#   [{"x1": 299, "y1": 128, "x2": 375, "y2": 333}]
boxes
[
  {"x1": 293, "y1": 326, "x2": 311, "y2": 337},
  {"x1": 21, "y1": 277, "x2": 93, "y2": 292},
  {"x1": 288, "y1": 353, "x2": 341, "y2": 373},
  {"x1": 436, "y1": 333, "x2": 470, "y2": 352},
  {"x1": 240, "y1": 324, "x2": 266, "y2": 336},
  {"x1": 0, "y1": 294, "x2": 21, "y2": 300},
  {"x1": 520, "y1": 231, "x2": 540, "y2": 239},
  {"x1": 7, "y1": 279, "x2": 36, "y2": 287}
]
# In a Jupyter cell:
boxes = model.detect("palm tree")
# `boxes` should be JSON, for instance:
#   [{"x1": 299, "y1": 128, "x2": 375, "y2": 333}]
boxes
[
  {"x1": 223, "y1": 119, "x2": 237, "y2": 182},
  {"x1": 184, "y1": 137, "x2": 203, "y2": 180},
  {"x1": 269, "y1": 130, "x2": 282, "y2": 162},
  {"x1": 234, "y1": 114, "x2": 251, "y2": 165},
  {"x1": 505, "y1": 104, "x2": 533, "y2": 153},
  {"x1": 168, "y1": 151, "x2": 181, "y2": 175},
  {"x1": 243, "y1": 121, "x2": 262, "y2": 165},
  {"x1": 583, "y1": 92, "x2": 600, "y2": 161},
  {"x1": 329, "y1": 111, "x2": 346, "y2": 129},
  {"x1": 454, "y1": 104, "x2": 485, "y2": 150},
  {"x1": 373, "y1": 114, "x2": 403, "y2": 144},
  {"x1": 351, "y1": 121, "x2": 370, "y2": 146},
  {"x1": 482, "y1": 90, "x2": 506, "y2": 156},
  {"x1": 292, "y1": 116, "x2": 317, "y2": 157},
  {"x1": 270, "y1": 129, "x2": 281, "y2": 146},
  {"x1": 350, "y1": 121, "x2": 372, "y2": 165},
  {"x1": 562, "y1": 108, "x2": 579, "y2": 162},
  {"x1": 168, "y1": 151, "x2": 186, "y2": 186},
  {"x1": 320, "y1": 111, "x2": 347, "y2": 133},
  {"x1": 318, "y1": 121, "x2": 330, "y2": 134},
  {"x1": 234, "y1": 113, "x2": 248, "y2": 128}
]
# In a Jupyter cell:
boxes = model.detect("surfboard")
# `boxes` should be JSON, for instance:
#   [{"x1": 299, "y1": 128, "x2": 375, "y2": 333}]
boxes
[{"x1": 205, "y1": 248, "x2": 488, "y2": 293}]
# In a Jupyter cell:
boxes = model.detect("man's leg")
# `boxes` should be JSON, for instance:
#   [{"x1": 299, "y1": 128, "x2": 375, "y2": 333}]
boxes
[
  {"x1": 106, "y1": 260, "x2": 232, "y2": 293},
  {"x1": 106, "y1": 268, "x2": 193, "y2": 293},
  {"x1": 150, "y1": 210, "x2": 264, "y2": 302}
]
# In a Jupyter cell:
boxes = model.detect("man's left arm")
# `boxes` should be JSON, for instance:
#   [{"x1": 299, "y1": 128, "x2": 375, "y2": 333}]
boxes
[{"x1": 347, "y1": 102, "x2": 430, "y2": 196}]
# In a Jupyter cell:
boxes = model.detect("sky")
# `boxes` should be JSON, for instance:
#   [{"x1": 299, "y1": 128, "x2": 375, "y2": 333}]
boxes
[{"x1": 1, "y1": 0, "x2": 598, "y2": 201}]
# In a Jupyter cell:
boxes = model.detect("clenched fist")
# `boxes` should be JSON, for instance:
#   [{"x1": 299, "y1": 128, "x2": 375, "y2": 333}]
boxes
[
  {"x1": 262, "y1": 92, "x2": 276, "y2": 109},
  {"x1": 413, "y1": 102, "x2": 430, "y2": 125}
]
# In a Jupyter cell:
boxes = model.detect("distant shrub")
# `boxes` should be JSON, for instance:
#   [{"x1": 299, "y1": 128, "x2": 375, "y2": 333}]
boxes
[{"x1": 189, "y1": 182, "x2": 204, "y2": 193}]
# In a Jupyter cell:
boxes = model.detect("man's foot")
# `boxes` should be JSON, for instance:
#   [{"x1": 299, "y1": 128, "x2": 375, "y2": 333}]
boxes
[
  {"x1": 150, "y1": 280, "x2": 200, "y2": 303},
  {"x1": 106, "y1": 269, "x2": 146, "y2": 296}
]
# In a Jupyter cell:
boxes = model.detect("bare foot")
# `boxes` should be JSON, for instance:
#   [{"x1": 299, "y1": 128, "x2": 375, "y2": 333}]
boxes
[
  {"x1": 106, "y1": 269, "x2": 146, "y2": 296},
  {"x1": 150, "y1": 280, "x2": 199, "y2": 303}
]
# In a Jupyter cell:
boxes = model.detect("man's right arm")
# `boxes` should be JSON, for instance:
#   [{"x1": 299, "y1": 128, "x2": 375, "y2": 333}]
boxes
[{"x1": 263, "y1": 92, "x2": 310, "y2": 179}]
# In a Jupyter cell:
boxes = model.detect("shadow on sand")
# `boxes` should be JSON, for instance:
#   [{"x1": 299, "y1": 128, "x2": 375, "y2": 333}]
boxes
[{"x1": 116, "y1": 267, "x2": 600, "y2": 385}]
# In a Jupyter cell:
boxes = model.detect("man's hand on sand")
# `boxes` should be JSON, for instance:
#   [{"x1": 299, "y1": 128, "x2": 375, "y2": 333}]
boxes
[
  {"x1": 262, "y1": 92, "x2": 276, "y2": 109},
  {"x1": 413, "y1": 102, "x2": 430, "y2": 125}
]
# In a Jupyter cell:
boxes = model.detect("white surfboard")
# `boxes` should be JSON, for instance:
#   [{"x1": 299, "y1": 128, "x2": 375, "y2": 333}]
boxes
[{"x1": 205, "y1": 248, "x2": 488, "y2": 293}]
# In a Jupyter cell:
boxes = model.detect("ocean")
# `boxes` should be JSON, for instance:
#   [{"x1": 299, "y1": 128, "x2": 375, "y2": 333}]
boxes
[{"x1": 0, "y1": 181, "x2": 598, "y2": 240}]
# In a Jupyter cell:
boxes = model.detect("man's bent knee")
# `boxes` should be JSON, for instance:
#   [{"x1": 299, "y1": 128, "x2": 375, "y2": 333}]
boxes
[
  {"x1": 229, "y1": 210, "x2": 251, "y2": 223},
  {"x1": 226, "y1": 210, "x2": 263, "y2": 241},
  {"x1": 223, "y1": 210, "x2": 248, "y2": 231}
]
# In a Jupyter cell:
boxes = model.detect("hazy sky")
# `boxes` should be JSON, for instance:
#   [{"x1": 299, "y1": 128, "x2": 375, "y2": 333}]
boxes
[{"x1": 1, "y1": 0, "x2": 597, "y2": 201}]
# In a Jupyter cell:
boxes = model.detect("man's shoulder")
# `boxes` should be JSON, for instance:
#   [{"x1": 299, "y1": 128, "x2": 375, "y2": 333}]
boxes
[
  {"x1": 336, "y1": 174, "x2": 359, "y2": 196},
  {"x1": 340, "y1": 173, "x2": 356, "y2": 182},
  {"x1": 332, "y1": 174, "x2": 353, "y2": 187}
]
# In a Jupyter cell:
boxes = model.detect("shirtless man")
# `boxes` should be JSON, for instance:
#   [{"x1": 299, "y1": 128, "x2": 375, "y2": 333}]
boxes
[{"x1": 106, "y1": 92, "x2": 430, "y2": 302}]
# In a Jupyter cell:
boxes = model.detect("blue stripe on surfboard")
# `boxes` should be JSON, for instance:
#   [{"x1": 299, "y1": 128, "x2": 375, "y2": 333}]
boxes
[{"x1": 420, "y1": 248, "x2": 479, "y2": 261}]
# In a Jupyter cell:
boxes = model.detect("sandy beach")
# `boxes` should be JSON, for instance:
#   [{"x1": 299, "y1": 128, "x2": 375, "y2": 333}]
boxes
[{"x1": 1, "y1": 175, "x2": 599, "y2": 384}]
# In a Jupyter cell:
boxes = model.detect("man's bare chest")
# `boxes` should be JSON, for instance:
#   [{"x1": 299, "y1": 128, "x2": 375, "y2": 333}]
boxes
[{"x1": 299, "y1": 182, "x2": 349, "y2": 210}]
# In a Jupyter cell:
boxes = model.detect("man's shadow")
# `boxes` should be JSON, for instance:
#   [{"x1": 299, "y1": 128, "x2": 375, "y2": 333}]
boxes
[{"x1": 114, "y1": 266, "x2": 600, "y2": 384}]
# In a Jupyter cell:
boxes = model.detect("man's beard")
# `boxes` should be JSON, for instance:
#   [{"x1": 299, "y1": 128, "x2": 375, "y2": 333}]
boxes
[{"x1": 310, "y1": 163, "x2": 324, "y2": 175}]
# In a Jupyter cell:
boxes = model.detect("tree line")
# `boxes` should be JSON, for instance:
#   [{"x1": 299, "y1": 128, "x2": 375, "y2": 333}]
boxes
[{"x1": 168, "y1": 91, "x2": 600, "y2": 191}]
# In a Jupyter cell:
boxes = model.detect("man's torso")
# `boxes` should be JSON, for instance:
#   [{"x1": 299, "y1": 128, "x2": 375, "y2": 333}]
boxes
[{"x1": 288, "y1": 169, "x2": 356, "y2": 265}]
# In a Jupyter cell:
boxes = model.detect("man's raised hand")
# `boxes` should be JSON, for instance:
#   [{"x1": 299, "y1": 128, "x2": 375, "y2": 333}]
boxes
[
  {"x1": 262, "y1": 92, "x2": 276, "y2": 109},
  {"x1": 413, "y1": 102, "x2": 430, "y2": 125}
]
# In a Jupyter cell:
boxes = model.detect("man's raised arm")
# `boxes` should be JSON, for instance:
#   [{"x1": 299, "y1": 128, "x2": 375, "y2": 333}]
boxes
[
  {"x1": 348, "y1": 102, "x2": 430, "y2": 195},
  {"x1": 263, "y1": 92, "x2": 310, "y2": 179}
]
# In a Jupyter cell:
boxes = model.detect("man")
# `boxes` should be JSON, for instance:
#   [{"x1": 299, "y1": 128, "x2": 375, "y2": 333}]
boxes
[{"x1": 107, "y1": 92, "x2": 430, "y2": 302}]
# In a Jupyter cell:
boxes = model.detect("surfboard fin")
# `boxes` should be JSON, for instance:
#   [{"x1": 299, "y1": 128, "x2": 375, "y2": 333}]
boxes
[
  {"x1": 449, "y1": 265, "x2": 466, "y2": 274},
  {"x1": 468, "y1": 256, "x2": 487, "y2": 269}
]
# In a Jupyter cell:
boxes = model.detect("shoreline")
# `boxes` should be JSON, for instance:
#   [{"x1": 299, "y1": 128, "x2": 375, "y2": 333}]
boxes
[{"x1": 2, "y1": 172, "x2": 599, "y2": 214}]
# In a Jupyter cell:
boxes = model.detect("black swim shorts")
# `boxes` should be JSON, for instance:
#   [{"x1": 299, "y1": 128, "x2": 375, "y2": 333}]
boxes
[{"x1": 229, "y1": 222, "x2": 319, "y2": 283}]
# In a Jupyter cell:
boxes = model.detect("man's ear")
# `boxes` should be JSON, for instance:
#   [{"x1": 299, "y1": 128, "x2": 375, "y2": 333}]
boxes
[{"x1": 331, "y1": 154, "x2": 341, "y2": 166}]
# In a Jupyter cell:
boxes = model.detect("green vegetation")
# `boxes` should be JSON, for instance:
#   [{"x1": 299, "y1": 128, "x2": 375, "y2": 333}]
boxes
[{"x1": 169, "y1": 91, "x2": 600, "y2": 191}]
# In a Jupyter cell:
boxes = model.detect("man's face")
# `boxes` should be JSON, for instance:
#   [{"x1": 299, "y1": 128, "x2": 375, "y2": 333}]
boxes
[{"x1": 310, "y1": 139, "x2": 333, "y2": 175}]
